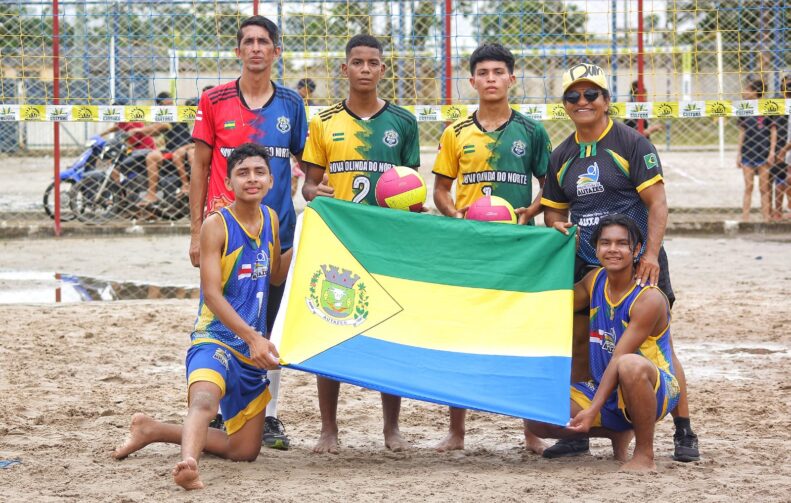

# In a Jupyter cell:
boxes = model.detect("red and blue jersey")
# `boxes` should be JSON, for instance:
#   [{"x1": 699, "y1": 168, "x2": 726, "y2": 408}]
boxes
[{"x1": 193, "y1": 80, "x2": 307, "y2": 249}]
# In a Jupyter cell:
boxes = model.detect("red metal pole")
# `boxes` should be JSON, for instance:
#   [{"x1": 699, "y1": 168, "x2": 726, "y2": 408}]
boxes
[
  {"x1": 53, "y1": 0, "x2": 61, "y2": 236},
  {"x1": 253, "y1": 0, "x2": 259, "y2": 16},
  {"x1": 444, "y1": 0, "x2": 452, "y2": 105},
  {"x1": 636, "y1": 0, "x2": 645, "y2": 135}
]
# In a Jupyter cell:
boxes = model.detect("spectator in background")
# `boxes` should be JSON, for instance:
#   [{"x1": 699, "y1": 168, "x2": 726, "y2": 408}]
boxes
[
  {"x1": 771, "y1": 75, "x2": 791, "y2": 220},
  {"x1": 100, "y1": 98, "x2": 156, "y2": 151},
  {"x1": 291, "y1": 79, "x2": 317, "y2": 196},
  {"x1": 128, "y1": 92, "x2": 194, "y2": 206},
  {"x1": 624, "y1": 80, "x2": 663, "y2": 140},
  {"x1": 737, "y1": 79, "x2": 776, "y2": 222},
  {"x1": 296, "y1": 78, "x2": 317, "y2": 106}
]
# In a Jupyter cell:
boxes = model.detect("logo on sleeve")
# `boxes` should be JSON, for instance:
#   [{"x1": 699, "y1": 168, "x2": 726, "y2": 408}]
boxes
[{"x1": 643, "y1": 153, "x2": 658, "y2": 170}]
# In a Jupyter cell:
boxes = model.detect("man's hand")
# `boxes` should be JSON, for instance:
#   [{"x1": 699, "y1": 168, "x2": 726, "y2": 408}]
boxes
[
  {"x1": 515, "y1": 206, "x2": 537, "y2": 225},
  {"x1": 635, "y1": 252, "x2": 660, "y2": 287},
  {"x1": 315, "y1": 173, "x2": 335, "y2": 198},
  {"x1": 566, "y1": 407, "x2": 597, "y2": 434},
  {"x1": 248, "y1": 333, "x2": 281, "y2": 370},
  {"x1": 452, "y1": 206, "x2": 469, "y2": 219},
  {"x1": 189, "y1": 233, "x2": 201, "y2": 268}
]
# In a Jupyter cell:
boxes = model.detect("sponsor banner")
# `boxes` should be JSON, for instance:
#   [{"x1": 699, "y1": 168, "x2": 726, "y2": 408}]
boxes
[
  {"x1": 124, "y1": 106, "x2": 151, "y2": 122},
  {"x1": 758, "y1": 99, "x2": 784, "y2": 116},
  {"x1": 519, "y1": 104, "x2": 547, "y2": 120},
  {"x1": 547, "y1": 103, "x2": 569, "y2": 120},
  {"x1": 178, "y1": 106, "x2": 198, "y2": 122},
  {"x1": 705, "y1": 100, "x2": 732, "y2": 117},
  {"x1": 679, "y1": 101, "x2": 706, "y2": 118},
  {"x1": 732, "y1": 100, "x2": 758, "y2": 117},
  {"x1": 98, "y1": 106, "x2": 124, "y2": 122},
  {"x1": 0, "y1": 105, "x2": 20, "y2": 122},
  {"x1": 625, "y1": 101, "x2": 652, "y2": 119},
  {"x1": 20, "y1": 105, "x2": 46, "y2": 121},
  {"x1": 441, "y1": 104, "x2": 467, "y2": 121},
  {"x1": 414, "y1": 105, "x2": 440, "y2": 122},
  {"x1": 151, "y1": 106, "x2": 178, "y2": 123},
  {"x1": 653, "y1": 101, "x2": 678, "y2": 119},
  {"x1": 72, "y1": 106, "x2": 99, "y2": 121},
  {"x1": 0, "y1": 101, "x2": 787, "y2": 122}
]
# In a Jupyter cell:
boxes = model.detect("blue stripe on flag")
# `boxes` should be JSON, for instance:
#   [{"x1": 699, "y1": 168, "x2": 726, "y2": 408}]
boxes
[{"x1": 288, "y1": 335, "x2": 570, "y2": 426}]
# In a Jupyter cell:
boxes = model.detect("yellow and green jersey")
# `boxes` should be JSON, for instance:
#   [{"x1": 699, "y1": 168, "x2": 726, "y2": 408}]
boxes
[
  {"x1": 302, "y1": 101, "x2": 420, "y2": 204},
  {"x1": 433, "y1": 110, "x2": 551, "y2": 211}
]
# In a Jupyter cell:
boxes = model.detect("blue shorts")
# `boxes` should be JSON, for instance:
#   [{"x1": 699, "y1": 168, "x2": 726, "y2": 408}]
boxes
[
  {"x1": 186, "y1": 343, "x2": 271, "y2": 435},
  {"x1": 740, "y1": 157, "x2": 766, "y2": 168},
  {"x1": 571, "y1": 366, "x2": 680, "y2": 432}
]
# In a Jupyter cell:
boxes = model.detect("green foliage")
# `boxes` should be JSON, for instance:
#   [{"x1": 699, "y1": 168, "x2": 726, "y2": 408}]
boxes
[{"x1": 477, "y1": 1, "x2": 588, "y2": 46}]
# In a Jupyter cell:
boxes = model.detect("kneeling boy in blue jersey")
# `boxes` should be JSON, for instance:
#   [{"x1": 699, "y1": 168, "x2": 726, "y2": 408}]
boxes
[
  {"x1": 525, "y1": 214, "x2": 681, "y2": 472},
  {"x1": 113, "y1": 143, "x2": 292, "y2": 490}
]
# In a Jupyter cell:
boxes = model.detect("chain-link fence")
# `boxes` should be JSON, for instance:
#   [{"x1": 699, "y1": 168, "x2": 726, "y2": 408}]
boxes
[{"x1": 1, "y1": 0, "x2": 789, "y2": 228}]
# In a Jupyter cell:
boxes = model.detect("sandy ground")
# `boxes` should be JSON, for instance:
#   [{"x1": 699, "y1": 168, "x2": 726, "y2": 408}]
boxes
[{"x1": 1, "y1": 233, "x2": 790, "y2": 502}]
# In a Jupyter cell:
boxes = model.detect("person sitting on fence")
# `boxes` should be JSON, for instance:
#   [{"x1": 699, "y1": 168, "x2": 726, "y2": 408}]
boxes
[{"x1": 127, "y1": 92, "x2": 194, "y2": 207}]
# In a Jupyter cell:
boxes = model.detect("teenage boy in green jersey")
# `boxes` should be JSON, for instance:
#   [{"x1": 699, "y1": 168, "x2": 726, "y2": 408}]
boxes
[
  {"x1": 302, "y1": 34, "x2": 420, "y2": 454},
  {"x1": 432, "y1": 43, "x2": 551, "y2": 453}
]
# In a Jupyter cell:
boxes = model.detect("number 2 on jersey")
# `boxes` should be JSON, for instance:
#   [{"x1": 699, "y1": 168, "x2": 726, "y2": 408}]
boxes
[{"x1": 352, "y1": 175, "x2": 371, "y2": 203}]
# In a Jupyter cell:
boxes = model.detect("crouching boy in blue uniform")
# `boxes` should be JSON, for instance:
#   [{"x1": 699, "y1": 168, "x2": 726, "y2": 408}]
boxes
[
  {"x1": 525, "y1": 214, "x2": 681, "y2": 472},
  {"x1": 113, "y1": 143, "x2": 292, "y2": 490}
]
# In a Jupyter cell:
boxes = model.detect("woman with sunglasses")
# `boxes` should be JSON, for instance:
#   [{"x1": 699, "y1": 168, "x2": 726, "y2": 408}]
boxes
[{"x1": 538, "y1": 63, "x2": 700, "y2": 464}]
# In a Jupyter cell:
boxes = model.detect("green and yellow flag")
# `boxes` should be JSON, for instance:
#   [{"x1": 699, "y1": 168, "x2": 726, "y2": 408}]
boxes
[{"x1": 272, "y1": 198, "x2": 575, "y2": 424}]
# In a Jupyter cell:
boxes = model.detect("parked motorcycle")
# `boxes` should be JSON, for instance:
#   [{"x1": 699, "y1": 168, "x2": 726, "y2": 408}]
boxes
[
  {"x1": 69, "y1": 136, "x2": 190, "y2": 224},
  {"x1": 43, "y1": 135, "x2": 107, "y2": 221}
]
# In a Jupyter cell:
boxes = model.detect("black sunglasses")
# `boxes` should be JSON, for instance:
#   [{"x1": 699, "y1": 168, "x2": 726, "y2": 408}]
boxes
[{"x1": 563, "y1": 89, "x2": 603, "y2": 104}]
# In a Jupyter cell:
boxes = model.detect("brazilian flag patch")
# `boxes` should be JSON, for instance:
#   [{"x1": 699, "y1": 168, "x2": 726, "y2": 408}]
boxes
[
  {"x1": 224, "y1": 120, "x2": 236, "y2": 130},
  {"x1": 463, "y1": 144, "x2": 475, "y2": 154},
  {"x1": 643, "y1": 153, "x2": 658, "y2": 170}
]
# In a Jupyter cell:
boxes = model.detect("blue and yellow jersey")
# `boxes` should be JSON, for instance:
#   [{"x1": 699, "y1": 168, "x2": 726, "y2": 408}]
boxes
[
  {"x1": 588, "y1": 267, "x2": 674, "y2": 382},
  {"x1": 191, "y1": 205, "x2": 276, "y2": 360},
  {"x1": 542, "y1": 120, "x2": 664, "y2": 264},
  {"x1": 301, "y1": 101, "x2": 420, "y2": 204},
  {"x1": 433, "y1": 110, "x2": 551, "y2": 212}
]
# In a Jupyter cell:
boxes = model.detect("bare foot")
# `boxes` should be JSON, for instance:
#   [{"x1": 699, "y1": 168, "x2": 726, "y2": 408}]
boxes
[
  {"x1": 620, "y1": 453, "x2": 657, "y2": 472},
  {"x1": 524, "y1": 433, "x2": 548, "y2": 455},
  {"x1": 435, "y1": 431, "x2": 464, "y2": 452},
  {"x1": 172, "y1": 457, "x2": 204, "y2": 490},
  {"x1": 113, "y1": 413, "x2": 156, "y2": 459},
  {"x1": 312, "y1": 429, "x2": 339, "y2": 454},
  {"x1": 384, "y1": 429, "x2": 409, "y2": 452},
  {"x1": 610, "y1": 430, "x2": 634, "y2": 462}
]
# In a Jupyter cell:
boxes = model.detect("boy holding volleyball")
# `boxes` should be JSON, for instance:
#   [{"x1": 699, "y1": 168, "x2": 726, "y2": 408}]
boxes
[
  {"x1": 301, "y1": 34, "x2": 421, "y2": 453},
  {"x1": 432, "y1": 43, "x2": 552, "y2": 453}
]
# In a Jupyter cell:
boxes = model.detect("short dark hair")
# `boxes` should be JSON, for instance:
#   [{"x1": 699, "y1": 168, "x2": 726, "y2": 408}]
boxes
[
  {"x1": 297, "y1": 78, "x2": 317, "y2": 93},
  {"x1": 469, "y1": 43, "x2": 515, "y2": 74},
  {"x1": 745, "y1": 78, "x2": 765, "y2": 97},
  {"x1": 226, "y1": 143, "x2": 271, "y2": 176},
  {"x1": 345, "y1": 34, "x2": 383, "y2": 58},
  {"x1": 237, "y1": 16, "x2": 280, "y2": 48},
  {"x1": 155, "y1": 92, "x2": 172, "y2": 105},
  {"x1": 589, "y1": 214, "x2": 644, "y2": 255}
]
